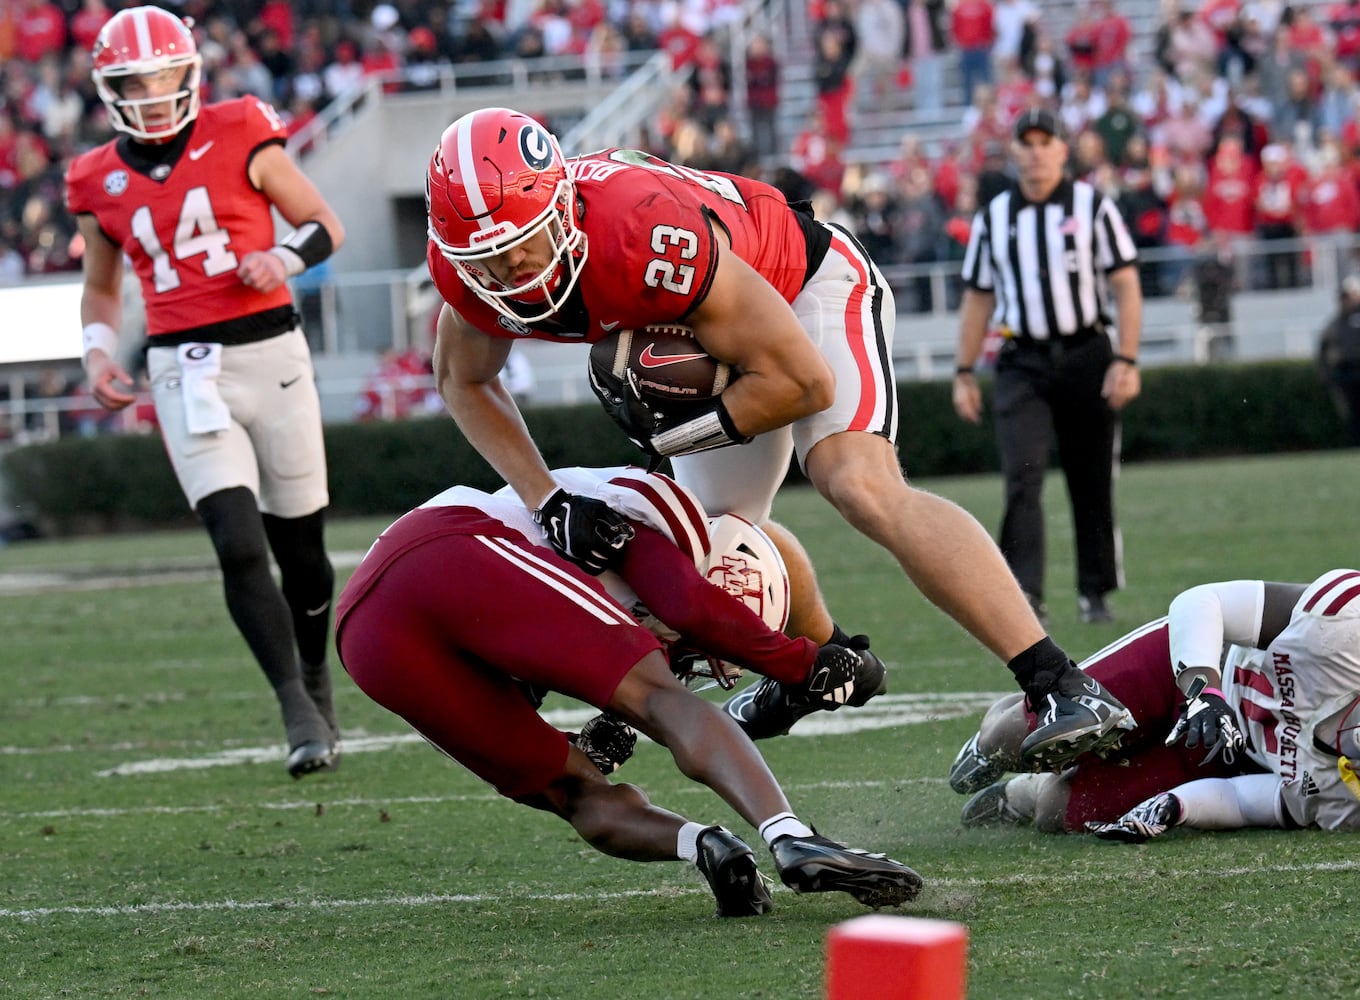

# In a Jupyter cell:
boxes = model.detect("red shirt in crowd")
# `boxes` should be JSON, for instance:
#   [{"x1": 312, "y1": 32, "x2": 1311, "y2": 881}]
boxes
[
  {"x1": 69, "y1": 0, "x2": 113, "y2": 54},
  {"x1": 1253, "y1": 157, "x2": 1308, "y2": 229},
  {"x1": 1303, "y1": 165, "x2": 1360, "y2": 233},
  {"x1": 951, "y1": 0, "x2": 995, "y2": 49},
  {"x1": 1203, "y1": 144, "x2": 1258, "y2": 235},
  {"x1": 14, "y1": 0, "x2": 65, "y2": 63}
]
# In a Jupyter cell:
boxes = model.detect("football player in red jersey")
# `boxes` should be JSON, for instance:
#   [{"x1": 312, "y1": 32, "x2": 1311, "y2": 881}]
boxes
[
  {"x1": 423, "y1": 106, "x2": 1131, "y2": 761},
  {"x1": 336, "y1": 466, "x2": 923, "y2": 915},
  {"x1": 950, "y1": 569, "x2": 1360, "y2": 839},
  {"x1": 66, "y1": 7, "x2": 346, "y2": 779}
]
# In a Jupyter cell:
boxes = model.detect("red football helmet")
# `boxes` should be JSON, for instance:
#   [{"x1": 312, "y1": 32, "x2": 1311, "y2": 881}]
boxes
[
  {"x1": 426, "y1": 107, "x2": 588, "y2": 323},
  {"x1": 92, "y1": 6, "x2": 202, "y2": 143}
]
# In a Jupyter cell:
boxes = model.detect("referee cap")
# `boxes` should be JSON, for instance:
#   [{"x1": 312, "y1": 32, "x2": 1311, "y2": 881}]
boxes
[{"x1": 1013, "y1": 108, "x2": 1065, "y2": 141}]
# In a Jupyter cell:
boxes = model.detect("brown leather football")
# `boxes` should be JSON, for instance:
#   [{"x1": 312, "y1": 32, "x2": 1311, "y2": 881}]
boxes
[{"x1": 588, "y1": 324, "x2": 734, "y2": 405}]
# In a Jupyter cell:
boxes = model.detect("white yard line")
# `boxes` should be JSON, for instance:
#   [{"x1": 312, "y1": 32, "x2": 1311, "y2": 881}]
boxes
[
  {"x1": 2, "y1": 692, "x2": 1007, "y2": 775},
  {"x1": 0, "y1": 552, "x2": 368, "y2": 595},
  {"x1": 4, "y1": 860, "x2": 1357, "y2": 921}
]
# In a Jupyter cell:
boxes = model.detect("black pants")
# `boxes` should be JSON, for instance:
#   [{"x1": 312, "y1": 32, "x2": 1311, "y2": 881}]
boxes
[{"x1": 992, "y1": 334, "x2": 1123, "y2": 601}]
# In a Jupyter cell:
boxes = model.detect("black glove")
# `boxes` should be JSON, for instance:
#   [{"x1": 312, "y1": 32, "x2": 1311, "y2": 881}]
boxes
[
  {"x1": 533, "y1": 488, "x2": 635, "y2": 575},
  {"x1": 1165, "y1": 678, "x2": 1244, "y2": 766},
  {"x1": 587, "y1": 364, "x2": 661, "y2": 457}
]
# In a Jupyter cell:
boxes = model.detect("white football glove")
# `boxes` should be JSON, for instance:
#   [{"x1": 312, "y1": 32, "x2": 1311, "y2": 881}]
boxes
[{"x1": 1086, "y1": 792, "x2": 1182, "y2": 843}]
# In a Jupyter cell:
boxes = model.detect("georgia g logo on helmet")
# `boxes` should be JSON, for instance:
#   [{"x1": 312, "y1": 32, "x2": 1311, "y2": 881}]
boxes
[{"x1": 519, "y1": 124, "x2": 555, "y2": 172}]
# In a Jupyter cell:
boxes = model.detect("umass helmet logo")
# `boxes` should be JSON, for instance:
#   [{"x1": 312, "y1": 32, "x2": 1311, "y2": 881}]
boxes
[{"x1": 519, "y1": 125, "x2": 554, "y2": 170}]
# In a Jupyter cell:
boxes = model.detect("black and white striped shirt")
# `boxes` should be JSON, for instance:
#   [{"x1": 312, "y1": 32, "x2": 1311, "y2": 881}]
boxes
[{"x1": 960, "y1": 179, "x2": 1138, "y2": 340}]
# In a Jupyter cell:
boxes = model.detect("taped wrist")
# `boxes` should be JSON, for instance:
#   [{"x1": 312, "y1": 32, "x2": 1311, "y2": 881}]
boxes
[
  {"x1": 650, "y1": 397, "x2": 752, "y2": 457},
  {"x1": 82, "y1": 322, "x2": 119, "y2": 370},
  {"x1": 269, "y1": 221, "x2": 334, "y2": 277}
]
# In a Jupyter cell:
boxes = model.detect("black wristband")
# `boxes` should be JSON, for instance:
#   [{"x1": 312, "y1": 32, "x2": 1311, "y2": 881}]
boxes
[
  {"x1": 955, "y1": 365, "x2": 974, "y2": 376},
  {"x1": 1112, "y1": 353, "x2": 1137, "y2": 366},
  {"x1": 279, "y1": 220, "x2": 335, "y2": 270}
]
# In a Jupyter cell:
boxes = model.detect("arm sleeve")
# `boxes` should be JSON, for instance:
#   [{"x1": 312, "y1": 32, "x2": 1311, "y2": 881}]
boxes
[
  {"x1": 1171, "y1": 774, "x2": 1286, "y2": 829},
  {"x1": 619, "y1": 525, "x2": 816, "y2": 684},
  {"x1": 1167, "y1": 579, "x2": 1267, "y2": 669}
]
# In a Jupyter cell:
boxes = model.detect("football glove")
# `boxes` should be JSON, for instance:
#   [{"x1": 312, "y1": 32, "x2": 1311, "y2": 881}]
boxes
[
  {"x1": 1165, "y1": 680, "x2": 1244, "y2": 766},
  {"x1": 570, "y1": 712, "x2": 638, "y2": 774},
  {"x1": 1086, "y1": 792, "x2": 1182, "y2": 843},
  {"x1": 587, "y1": 363, "x2": 664, "y2": 464},
  {"x1": 533, "y1": 488, "x2": 635, "y2": 575}
]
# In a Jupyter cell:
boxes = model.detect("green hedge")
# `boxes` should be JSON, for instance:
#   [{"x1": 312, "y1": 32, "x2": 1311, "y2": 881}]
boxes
[{"x1": 3, "y1": 360, "x2": 1346, "y2": 535}]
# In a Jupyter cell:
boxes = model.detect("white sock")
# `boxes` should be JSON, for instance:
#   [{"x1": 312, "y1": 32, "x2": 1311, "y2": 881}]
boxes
[
  {"x1": 758, "y1": 812, "x2": 814, "y2": 846},
  {"x1": 677, "y1": 821, "x2": 706, "y2": 863}
]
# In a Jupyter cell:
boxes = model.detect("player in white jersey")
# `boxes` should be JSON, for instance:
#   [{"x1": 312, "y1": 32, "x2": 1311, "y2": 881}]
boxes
[{"x1": 948, "y1": 569, "x2": 1360, "y2": 838}]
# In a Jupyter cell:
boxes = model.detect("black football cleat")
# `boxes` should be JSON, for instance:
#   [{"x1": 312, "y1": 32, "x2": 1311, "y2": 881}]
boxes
[
  {"x1": 1020, "y1": 663, "x2": 1136, "y2": 770},
  {"x1": 695, "y1": 826, "x2": 774, "y2": 917},
  {"x1": 722, "y1": 637, "x2": 888, "y2": 740},
  {"x1": 771, "y1": 833, "x2": 922, "y2": 909}
]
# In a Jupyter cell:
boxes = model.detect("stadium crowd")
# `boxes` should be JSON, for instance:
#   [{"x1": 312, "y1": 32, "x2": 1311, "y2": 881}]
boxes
[{"x1": 7, "y1": 0, "x2": 1360, "y2": 291}]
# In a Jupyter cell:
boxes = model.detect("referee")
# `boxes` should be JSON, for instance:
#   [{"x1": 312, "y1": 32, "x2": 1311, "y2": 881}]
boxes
[{"x1": 953, "y1": 107, "x2": 1143, "y2": 625}]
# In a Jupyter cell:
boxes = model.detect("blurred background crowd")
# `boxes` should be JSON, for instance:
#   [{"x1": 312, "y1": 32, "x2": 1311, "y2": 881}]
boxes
[{"x1": 5, "y1": 0, "x2": 1360, "y2": 288}]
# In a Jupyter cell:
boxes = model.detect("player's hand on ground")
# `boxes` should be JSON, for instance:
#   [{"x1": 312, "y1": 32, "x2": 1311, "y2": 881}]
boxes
[
  {"x1": 87, "y1": 351, "x2": 136, "y2": 411},
  {"x1": 533, "y1": 488, "x2": 634, "y2": 574},
  {"x1": 1086, "y1": 792, "x2": 1181, "y2": 843},
  {"x1": 1166, "y1": 686, "x2": 1244, "y2": 766}
]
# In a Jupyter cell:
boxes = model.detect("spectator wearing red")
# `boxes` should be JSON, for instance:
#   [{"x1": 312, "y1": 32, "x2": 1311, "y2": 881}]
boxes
[
  {"x1": 951, "y1": 0, "x2": 995, "y2": 105},
  {"x1": 1198, "y1": 0, "x2": 1241, "y2": 49},
  {"x1": 745, "y1": 32, "x2": 780, "y2": 159},
  {"x1": 1090, "y1": 0, "x2": 1131, "y2": 88},
  {"x1": 1330, "y1": 0, "x2": 1360, "y2": 71},
  {"x1": 70, "y1": 0, "x2": 113, "y2": 54},
  {"x1": 1163, "y1": 162, "x2": 1209, "y2": 289},
  {"x1": 14, "y1": 0, "x2": 64, "y2": 63},
  {"x1": 1064, "y1": 4, "x2": 1098, "y2": 81},
  {"x1": 790, "y1": 106, "x2": 845, "y2": 195},
  {"x1": 992, "y1": 58, "x2": 1035, "y2": 122},
  {"x1": 1281, "y1": 5, "x2": 1332, "y2": 95},
  {"x1": 657, "y1": 9, "x2": 702, "y2": 69},
  {"x1": 1253, "y1": 143, "x2": 1307, "y2": 288},
  {"x1": 258, "y1": 0, "x2": 295, "y2": 52},
  {"x1": 360, "y1": 35, "x2": 402, "y2": 94},
  {"x1": 1202, "y1": 135, "x2": 1258, "y2": 239},
  {"x1": 812, "y1": 5, "x2": 856, "y2": 147},
  {"x1": 1303, "y1": 146, "x2": 1360, "y2": 235}
]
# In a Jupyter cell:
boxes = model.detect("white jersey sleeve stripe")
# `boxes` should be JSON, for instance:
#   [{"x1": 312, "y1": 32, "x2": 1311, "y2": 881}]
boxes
[{"x1": 477, "y1": 535, "x2": 636, "y2": 626}]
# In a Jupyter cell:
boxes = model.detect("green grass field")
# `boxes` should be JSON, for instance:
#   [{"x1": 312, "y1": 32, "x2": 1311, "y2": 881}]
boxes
[{"x1": 3, "y1": 452, "x2": 1358, "y2": 999}]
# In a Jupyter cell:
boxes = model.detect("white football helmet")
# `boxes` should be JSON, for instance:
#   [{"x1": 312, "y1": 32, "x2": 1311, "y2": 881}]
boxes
[
  {"x1": 671, "y1": 515, "x2": 791, "y2": 689},
  {"x1": 702, "y1": 514, "x2": 790, "y2": 633},
  {"x1": 91, "y1": 6, "x2": 202, "y2": 143}
]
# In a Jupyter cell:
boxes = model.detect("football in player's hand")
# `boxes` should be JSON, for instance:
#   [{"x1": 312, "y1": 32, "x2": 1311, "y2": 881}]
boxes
[{"x1": 589, "y1": 325, "x2": 735, "y2": 406}]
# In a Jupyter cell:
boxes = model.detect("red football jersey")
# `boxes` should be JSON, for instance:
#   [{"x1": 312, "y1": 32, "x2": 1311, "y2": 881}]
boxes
[
  {"x1": 427, "y1": 149, "x2": 811, "y2": 343},
  {"x1": 65, "y1": 97, "x2": 294, "y2": 337}
]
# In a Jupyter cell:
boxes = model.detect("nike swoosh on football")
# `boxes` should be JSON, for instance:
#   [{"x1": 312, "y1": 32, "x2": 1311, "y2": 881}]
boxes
[
  {"x1": 637, "y1": 345, "x2": 709, "y2": 369},
  {"x1": 189, "y1": 141, "x2": 215, "y2": 160}
]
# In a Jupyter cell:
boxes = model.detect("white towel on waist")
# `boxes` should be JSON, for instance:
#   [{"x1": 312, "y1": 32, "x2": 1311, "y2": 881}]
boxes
[{"x1": 176, "y1": 342, "x2": 231, "y2": 435}]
